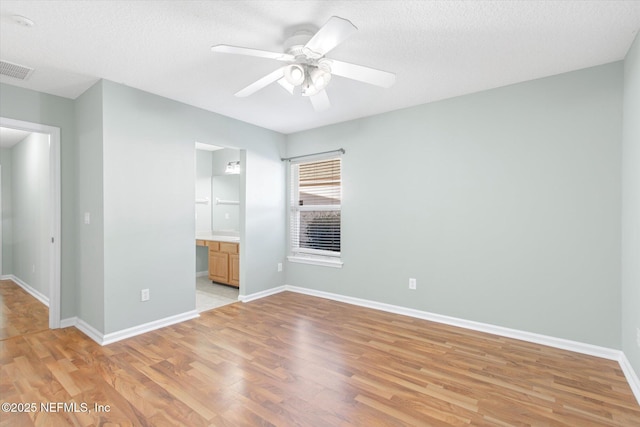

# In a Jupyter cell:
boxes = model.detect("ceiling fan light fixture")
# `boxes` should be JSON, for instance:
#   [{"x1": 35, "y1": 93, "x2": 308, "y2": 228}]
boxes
[
  {"x1": 308, "y1": 65, "x2": 331, "y2": 93},
  {"x1": 302, "y1": 76, "x2": 326, "y2": 97},
  {"x1": 301, "y1": 81, "x2": 314, "y2": 97},
  {"x1": 212, "y1": 16, "x2": 396, "y2": 110},
  {"x1": 284, "y1": 64, "x2": 305, "y2": 86}
]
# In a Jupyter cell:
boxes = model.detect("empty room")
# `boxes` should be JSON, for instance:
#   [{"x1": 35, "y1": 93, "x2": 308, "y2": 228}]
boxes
[{"x1": 1, "y1": 1, "x2": 639, "y2": 425}]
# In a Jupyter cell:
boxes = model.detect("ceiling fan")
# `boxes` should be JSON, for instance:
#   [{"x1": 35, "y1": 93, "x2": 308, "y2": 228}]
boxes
[{"x1": 211, "y1": 16, "x2": 396, "y2": 112}]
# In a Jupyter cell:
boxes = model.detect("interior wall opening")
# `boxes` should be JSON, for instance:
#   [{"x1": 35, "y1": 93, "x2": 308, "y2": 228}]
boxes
[
  {"x1": 0, "y1": 118, "x2": 61, "y2": 332},
  {"x1": 194, "y1": 142, "x2": 242, "y2": 312}
]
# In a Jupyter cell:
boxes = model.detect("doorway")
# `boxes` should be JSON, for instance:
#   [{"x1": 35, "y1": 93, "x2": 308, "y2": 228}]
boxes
[
  {"x1": 195, "y1": 142, "x2": 241, "y2": 312},
  {"x1": 0, "y1": 117, "x2": 61, "y2": 329}
]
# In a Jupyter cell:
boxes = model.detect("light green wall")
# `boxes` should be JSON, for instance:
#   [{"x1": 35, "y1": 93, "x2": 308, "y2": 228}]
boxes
[
  {"x1": 0, "y1": 148, "x2": 13, "y2": 274},
  {"x1": 0, "y1": 79, "x2": 286, "y2": 335},
  {"x1": 285, "y1": 62, "x2": 623, "y2": 348},
  {"x1": 10, "y1": 132, "x2": 50, "y2": 296},
  {"x1": 101, "y1": 81, "x2": 197, "y2": 333},
  {"x1": 75, "y1": 81, "x2": 105, "y2": 331},
  {"x1": 195, "y1": 149, "x2": 213, "y2": 234},
  {"x1": 622, "y1": 33, "x2": 640, "y2": 374},
  {"x1": 100, "y1": 80, "x2": 286, "y2": 333},
  {"x1": 0, "y1": 83, "x2": 76, "y2": 319}
]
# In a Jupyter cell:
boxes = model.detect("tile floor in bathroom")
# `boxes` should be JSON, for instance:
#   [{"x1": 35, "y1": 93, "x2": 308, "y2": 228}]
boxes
[{"x1": 195, "y1": 275, "x2": 239, "y2": 312}]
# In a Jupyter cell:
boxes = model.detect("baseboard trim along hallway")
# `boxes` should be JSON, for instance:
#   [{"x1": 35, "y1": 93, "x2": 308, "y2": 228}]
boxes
[{"x1": 1, "y1": 274, "x2": 49, "y2": 307}]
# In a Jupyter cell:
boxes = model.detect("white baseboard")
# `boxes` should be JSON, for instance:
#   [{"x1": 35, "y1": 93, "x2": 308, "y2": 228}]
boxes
[
  {"x1": 102, "y1": 310, "x2": 200, "y2": 345},
  {"x1": 287, "y1": 286, "x2": 622, "y2": 360},
  {"x1": 75, "y1": 317, "x2": 105, "y2": 344},
  {"x1": 618, "y1": 352, "x2": 640, "y2": 405},
  {"x1": 239, "y1": 285, "x2": 286, "y2": 303},
  {"x1": 239, "y1": 283, "x2": 640, "y2": 405},
  {"x1": 60, "y1": 317, "x2": 78, "y2": 329},
  {"x1": 196, "y1": 270, "x2": 209, "y2": 278},
  {"x1": 2, "y1": 274, "x2": 49, "y2": 307},
  {"x1": 62, "y1": 310, "x2": 200, "y2": 346}
]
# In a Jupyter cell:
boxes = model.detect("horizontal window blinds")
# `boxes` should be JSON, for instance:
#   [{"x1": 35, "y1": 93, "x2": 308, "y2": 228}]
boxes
[{"x1": 290, "y1": 157, "x2": 341, "y2": 256}]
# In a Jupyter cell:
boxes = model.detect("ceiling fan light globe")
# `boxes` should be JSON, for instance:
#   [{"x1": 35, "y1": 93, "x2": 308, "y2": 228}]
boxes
[
  {"x1": 284, "y1": 64, "x2": 305, "y2": 86},
  {"x1": 309, "y1": 67, "x2": 332, "y2": 91},
  {"x1": 301, "y1": 79, "x2": 319, "y2": 97},
  {"x1": 317, "y1": 73, "x2": 331, "y2": 89},
  {"x1": 291, "y1": 67, "x2": 304, "y2": 81}
]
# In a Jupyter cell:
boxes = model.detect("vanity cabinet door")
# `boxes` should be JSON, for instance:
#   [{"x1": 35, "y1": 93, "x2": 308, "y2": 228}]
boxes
[
  {"x1": 209, "y1": 251, "x2": 229, "y2": 283},
  {"x1": 206, "y1": 240, "x2": 239, "y2": 287}
]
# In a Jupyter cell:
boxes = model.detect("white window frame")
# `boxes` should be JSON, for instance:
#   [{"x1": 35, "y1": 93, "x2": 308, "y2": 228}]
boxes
[{"x1": 287, "y1": 155, "x2": 343, "y2": 268}]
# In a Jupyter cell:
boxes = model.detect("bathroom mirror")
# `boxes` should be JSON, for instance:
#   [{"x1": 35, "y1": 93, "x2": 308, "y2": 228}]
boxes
[
  {"x1": 212, "y1": 174, "x2": 239, "y2": 232},
  {"x1": 195, "y1": 146, "x2": 241, "y2": 233}
]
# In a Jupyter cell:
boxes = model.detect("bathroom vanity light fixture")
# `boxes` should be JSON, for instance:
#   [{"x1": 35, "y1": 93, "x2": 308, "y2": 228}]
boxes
[{"x1": 225, "y1": 161, "x2": 240, "y2": 174}]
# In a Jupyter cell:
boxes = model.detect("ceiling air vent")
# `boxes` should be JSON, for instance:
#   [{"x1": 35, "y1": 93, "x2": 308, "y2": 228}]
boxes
[{"x1": 0, "y1": 60, "x2": 34, "y2": 80}]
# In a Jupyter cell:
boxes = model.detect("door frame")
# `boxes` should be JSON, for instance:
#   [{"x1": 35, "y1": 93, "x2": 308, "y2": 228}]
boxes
[{"x1": 0, "y1": 117, "x2": 61, "y2": 329}]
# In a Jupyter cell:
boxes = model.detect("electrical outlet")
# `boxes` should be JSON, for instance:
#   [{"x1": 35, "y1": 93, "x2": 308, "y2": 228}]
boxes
[
  {"x1": 637, "y1": 328, "x2": 640, "y2": 348},
  {"x1": 32, "y1": 264, "x2": 36, "y2": 273},
  {"x1": 141, "y1": 289, "x2": 150, "y2": 302},
  {"x1": 409, "y1": 278, "x2": 416, "y2": 290},
  {"x1": 277, "y1": 263, "x2": 283, "y2": 272}
]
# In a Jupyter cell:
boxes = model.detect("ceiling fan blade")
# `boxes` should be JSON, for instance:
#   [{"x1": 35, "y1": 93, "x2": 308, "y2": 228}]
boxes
[
  {"x1": 235, "y1": 67, "x2": 286, "y2": 97},
  {"x1": 277, "y1": 77, "x2": 295, "y2": 95},
  {"x1": 329, "y1": 59, "x2": 396, "y2": 88},
  {"x1": 310, "y1": 90, "x2": 331, "y2": 112},
  {"x1": 211, "y1": 44, "x2": 295, "y2": 62},
  {"x1": 303, "y1": 16, "x2": 357, "y2": 58}
]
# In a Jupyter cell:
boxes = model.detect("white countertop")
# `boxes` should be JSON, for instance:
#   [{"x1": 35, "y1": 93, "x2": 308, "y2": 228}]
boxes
[{"x1": 196, "y1": 233, "x2": 240, "y2": 243}]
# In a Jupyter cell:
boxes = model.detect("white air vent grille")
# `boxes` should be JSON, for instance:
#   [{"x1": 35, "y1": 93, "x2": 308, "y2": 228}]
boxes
[{"x1": 0, "y1": 60, "x2": 34, "y2": 80}]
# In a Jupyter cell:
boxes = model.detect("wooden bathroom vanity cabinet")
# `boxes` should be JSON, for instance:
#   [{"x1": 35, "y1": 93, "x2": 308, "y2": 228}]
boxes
[{"x1": 197, "y1": 238, "x2": 239, "y2": 287}]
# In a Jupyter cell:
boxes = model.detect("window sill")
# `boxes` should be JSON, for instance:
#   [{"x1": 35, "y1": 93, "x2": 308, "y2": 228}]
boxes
[{"x1": 287, "y1": 255, "x2": 343, "y2": 269}]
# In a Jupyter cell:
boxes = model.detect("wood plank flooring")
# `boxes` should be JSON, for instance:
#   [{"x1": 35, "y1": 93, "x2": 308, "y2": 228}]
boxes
[
  {"x1": 1, "y1": 290, "x2": 639, "y2": 426},
  {"x1": 0, "y1": 280, "x2": 48, "y2": 341}
]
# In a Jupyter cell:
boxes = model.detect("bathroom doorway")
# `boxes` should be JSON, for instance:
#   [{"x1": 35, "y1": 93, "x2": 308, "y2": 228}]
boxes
[{"x1": 195, "y1": 142, "x2": 241, "y2": 312}]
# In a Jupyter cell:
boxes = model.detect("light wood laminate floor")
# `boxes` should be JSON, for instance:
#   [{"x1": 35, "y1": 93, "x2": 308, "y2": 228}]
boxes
[
  {"x1": 1, "y1": 290, "x2": 639, "y2": 426},
  {"x1": 0, "y1": 280, "x2": 48, "y2": 341}
]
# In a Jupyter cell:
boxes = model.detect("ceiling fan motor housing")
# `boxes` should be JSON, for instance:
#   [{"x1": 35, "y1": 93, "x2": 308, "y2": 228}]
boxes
[{"x1": 283, "y1": 30, "x2": 314, "y2": 57}]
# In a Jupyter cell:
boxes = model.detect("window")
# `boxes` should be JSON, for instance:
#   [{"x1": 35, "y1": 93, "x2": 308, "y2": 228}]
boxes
[{"x1": 288, "y1": 156, "x2": 342, "y2": 267}]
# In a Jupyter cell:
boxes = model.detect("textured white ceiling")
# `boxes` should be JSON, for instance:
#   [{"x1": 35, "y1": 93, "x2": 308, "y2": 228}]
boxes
[{"x1": 1, "y1": 1, "x2": 639, "y2": 134}]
